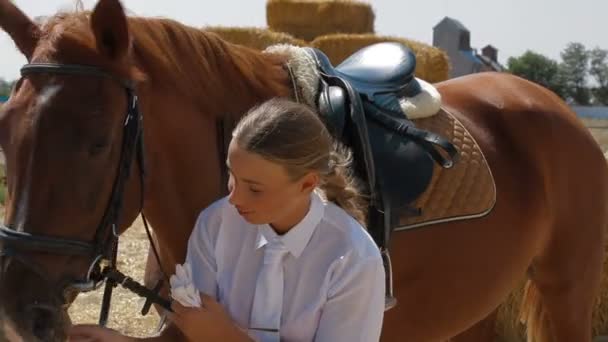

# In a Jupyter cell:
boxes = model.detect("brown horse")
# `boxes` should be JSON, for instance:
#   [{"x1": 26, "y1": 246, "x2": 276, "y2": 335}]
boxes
[{"x1": 0, "y1": 1, "x2": 606, "y2": 341}]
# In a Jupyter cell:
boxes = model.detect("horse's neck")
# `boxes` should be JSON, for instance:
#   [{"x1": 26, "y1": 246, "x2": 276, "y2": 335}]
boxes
[
  {"x1": 133, "y1": 32, "x2": 292, "y2": 266},
  {"x1": 131, "y1": 21, "x2": 292, "y2": 117}
]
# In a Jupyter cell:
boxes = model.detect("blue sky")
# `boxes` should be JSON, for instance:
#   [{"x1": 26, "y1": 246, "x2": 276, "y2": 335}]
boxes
[{"x1": 0, "y1": 0, "x2": 605, "y2": 80}]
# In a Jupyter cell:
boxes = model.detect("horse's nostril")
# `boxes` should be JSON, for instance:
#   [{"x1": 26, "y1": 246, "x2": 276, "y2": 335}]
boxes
[{"x1": 26, "y1": 304, "x2": 57, "y2": 340}]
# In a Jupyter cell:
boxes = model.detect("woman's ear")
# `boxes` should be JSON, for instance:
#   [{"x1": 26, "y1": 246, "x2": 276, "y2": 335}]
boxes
[{"x1": 299, "y1": 171, "x2": 319, "y2": 194}]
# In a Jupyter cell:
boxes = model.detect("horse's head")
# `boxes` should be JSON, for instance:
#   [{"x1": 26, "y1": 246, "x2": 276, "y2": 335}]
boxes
[{"x1": 0, "y1": 0, "x2": 142, "y2": 340}]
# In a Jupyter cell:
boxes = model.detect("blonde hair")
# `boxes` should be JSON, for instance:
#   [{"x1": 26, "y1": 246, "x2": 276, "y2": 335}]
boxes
[{"x1": 232, "y1": 98, "x2": 368, "y2": 225}]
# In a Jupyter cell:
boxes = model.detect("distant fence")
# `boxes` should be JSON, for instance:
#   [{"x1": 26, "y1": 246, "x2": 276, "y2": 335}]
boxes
[{"x1": 573, "y1": 106, "x2": 608, "y2": 119}]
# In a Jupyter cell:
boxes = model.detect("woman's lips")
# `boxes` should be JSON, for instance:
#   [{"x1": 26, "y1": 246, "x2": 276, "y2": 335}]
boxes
[{"x1": 237, "y1": 207, "x2": 252, "y2": 215}]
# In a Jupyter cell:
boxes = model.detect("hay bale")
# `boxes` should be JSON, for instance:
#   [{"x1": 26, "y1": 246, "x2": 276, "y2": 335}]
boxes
[
  {"x1": 593, "y1": 249, "x2": 608, "y2": 337},
  {"x1": 495, "y1": 280, "x2": 527, "y2": 341},
  {"x1": 266, "y1": 0, "x2": 375, "y2": 41},
  {"x1": 204, "y1": 26, "x2": 308, "y2": 50},
  {"x1": 0, "y1": 163, "x2": 5, "y2": 206},
  {"x1": 310, "y1": 33, "x2": 450, "y2": 83},
  {"x1": 495, "y1": 241, "x2": 608, "y2": 340}
]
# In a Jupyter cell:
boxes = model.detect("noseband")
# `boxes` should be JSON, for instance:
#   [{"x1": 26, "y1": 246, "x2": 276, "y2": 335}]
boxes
[{"x1": 0, "y1": 63, "x2": 171, "y2": 325}]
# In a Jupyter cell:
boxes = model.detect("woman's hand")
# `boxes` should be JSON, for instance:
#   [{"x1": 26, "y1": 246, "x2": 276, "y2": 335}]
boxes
[
  {"x1": 68, "y1": 324, "x2": 134, "y2": 342},
  {"x1": 169, "y1": 294, "x2": 251, "y2": 342}
]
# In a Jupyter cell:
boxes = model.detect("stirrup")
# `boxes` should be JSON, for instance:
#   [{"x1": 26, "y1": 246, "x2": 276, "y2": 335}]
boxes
[
  {"x1": 382, "y1": 248, "x2": 397, "y2": 311},
  {"x1": 385, "y1": 296, "x2": 397, "y2": 311}
]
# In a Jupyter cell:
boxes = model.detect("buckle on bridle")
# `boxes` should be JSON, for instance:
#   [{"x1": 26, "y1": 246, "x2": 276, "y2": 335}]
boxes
[{"x1": 68, "y1": 255, "x2": 110, "y2": 293}]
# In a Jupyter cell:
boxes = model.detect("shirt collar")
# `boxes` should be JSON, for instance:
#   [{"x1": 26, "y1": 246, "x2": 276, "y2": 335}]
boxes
[{"x1": 256, "y1": 190, "x2": 325, "y2": 258}]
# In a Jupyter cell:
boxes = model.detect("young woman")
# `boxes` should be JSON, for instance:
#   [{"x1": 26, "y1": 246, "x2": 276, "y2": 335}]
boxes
[{"x1": 69, "y1": 98, "x2": 385, "y2": 342}]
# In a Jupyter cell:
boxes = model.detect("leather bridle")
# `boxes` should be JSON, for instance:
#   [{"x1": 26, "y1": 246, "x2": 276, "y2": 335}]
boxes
[{"x1": 0, "y1": 63, "x2": 171, "y2": 325}]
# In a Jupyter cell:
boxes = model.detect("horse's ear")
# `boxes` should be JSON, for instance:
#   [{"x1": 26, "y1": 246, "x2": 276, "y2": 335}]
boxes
[
  {"x1": 0, "y1": 0, "x2": 40, "y2": 60},
  {"x1": 90, "y1": 0, "x2": 130, "y2": 60}
]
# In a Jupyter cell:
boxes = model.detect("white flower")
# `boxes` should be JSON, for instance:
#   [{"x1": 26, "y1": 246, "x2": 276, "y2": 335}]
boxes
[{"x1": 169, "y1": 262, "x2": 201, "y2": 308}]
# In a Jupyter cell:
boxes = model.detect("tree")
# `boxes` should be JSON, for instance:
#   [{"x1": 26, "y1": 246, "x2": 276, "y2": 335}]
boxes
[
  {"x1": 507, "y1": 51, "x2": 565, "y2": 98},
  {"x1": 0, "y1": 78, "x2": 14, "y2": 98},
  {"x1": 559, "y1": 42, "x2": 591, "y2": 105},
  {"x1": 588, "y1": 47, "x2": 608, "y2": 105}
]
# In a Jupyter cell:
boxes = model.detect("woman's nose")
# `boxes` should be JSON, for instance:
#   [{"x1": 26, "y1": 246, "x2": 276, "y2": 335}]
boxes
[{"x1": 227, "y1": 186, "x2": 242, "y2": 207}]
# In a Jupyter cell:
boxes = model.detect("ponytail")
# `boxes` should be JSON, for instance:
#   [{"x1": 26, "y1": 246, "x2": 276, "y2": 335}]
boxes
[{"x1": 318, "y1": 143, "x2": 368, "y2": 226}]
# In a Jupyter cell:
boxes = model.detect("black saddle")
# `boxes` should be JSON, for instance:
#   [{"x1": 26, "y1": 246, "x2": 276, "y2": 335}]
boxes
[
  {"x1": 307, "y1": 42, "x2": 458, "y2": 217},
  {"x1": 305, "y1": 43, "x2": 459, "y2": 309},
  {"x1": 311, "y1": 42, "x2": 421, "y2": 101}
]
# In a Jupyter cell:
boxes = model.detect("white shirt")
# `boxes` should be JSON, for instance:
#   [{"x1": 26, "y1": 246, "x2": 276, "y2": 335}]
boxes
[{"x1": 185, "y1": 191, "x2": 385, "y2": 342}]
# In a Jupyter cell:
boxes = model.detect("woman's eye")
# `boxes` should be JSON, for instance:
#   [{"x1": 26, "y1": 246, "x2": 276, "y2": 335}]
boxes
[{"x1": 250, "y1": 187, "x2": 262, "y2": 194}]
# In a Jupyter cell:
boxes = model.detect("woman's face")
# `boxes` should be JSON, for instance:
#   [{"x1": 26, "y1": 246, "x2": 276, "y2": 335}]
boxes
[{"x1": 226, "y1": 141, "x2": 317, "y2": 229}]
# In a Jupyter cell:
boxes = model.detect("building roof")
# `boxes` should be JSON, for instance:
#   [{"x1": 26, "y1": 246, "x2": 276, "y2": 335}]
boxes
[
  {"x1": 460, "y1": 49, "x2": 483, "y2": 64},
  {"x1": 433, "y1": 16, "x2": 469, "y2": 33},
  {"x1": 476, "y1": 53, "x2": 506, "y2": 71},
  {"x1": 572, "y1": 106, "x2": 608, "y2": 119}
]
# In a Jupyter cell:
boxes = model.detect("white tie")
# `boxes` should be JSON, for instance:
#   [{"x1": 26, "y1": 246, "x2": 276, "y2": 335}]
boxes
[{"x1": 249, "y1": 239, "x2": 288, "y2": 342}]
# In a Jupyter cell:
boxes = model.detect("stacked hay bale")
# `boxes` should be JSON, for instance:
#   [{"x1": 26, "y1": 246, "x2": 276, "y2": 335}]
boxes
[
  {"x1": 495, "y1": 246, "x2": 608, "y2": 341},
  {"x1": 205, "y1": 1, "x2": 450, "y2": 83},
  {"x1": 310, "y1": 33, "x2": 450, "y2": 83},
  {"x1": 266, "y1": 0, "x2": 374, "y2": 41},
  {"x1": 204, "y1": 26, "x2": 307, "y2": 50},
  {"x1": 266, "y1": 0, "x2": 450, "y2": 83}
]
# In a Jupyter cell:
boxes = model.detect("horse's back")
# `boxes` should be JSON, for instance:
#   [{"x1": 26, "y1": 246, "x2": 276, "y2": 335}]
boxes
[
  {"x1": 437, "y1": 71, "x2": 607, "y2": 201},
  {"x1": 437, "y1": 72, "x2": 608, "y2": 237}
]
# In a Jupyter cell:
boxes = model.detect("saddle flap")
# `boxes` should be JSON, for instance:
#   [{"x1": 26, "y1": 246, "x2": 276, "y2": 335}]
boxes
[{"x1": 318, "y1": 83, "x2": 347, "y2": 138}]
